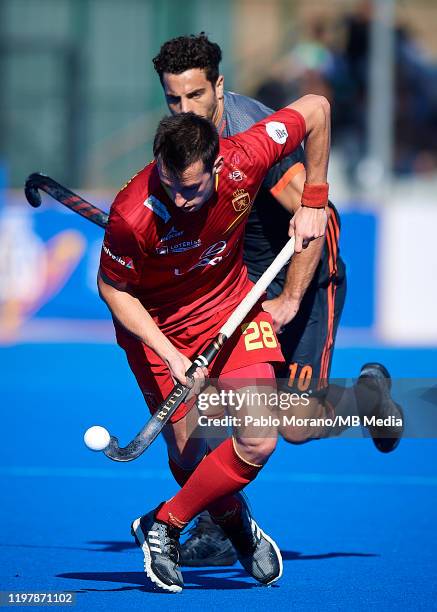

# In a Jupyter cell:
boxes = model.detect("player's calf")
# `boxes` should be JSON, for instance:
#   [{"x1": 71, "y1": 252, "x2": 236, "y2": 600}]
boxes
[
  {"x1": 280, "y1": 363, "x2": 404, "y2": 451},
  {"x1": 162, "y1": 408, "x2": 208, "y2": 468},
  {"x1": 279, "y1": 396, "x2": 330, "y2": 444},
  {"x1": 234, "y1": 435, "x2": 277, "y2": 466}
]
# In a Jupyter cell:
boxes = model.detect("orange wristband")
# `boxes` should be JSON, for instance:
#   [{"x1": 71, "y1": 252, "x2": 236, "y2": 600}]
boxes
[{"x1": 301, "y1": 182, "x2": 329, "y2": 209}]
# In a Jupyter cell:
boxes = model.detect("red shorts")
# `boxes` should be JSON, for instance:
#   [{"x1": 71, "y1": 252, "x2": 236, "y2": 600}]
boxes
[{"x1": 116, "y1": 300, "x2": 284, "y2": 422}]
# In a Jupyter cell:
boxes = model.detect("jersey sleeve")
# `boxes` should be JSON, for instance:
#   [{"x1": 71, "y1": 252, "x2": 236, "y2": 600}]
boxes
[
  {"x1": 263, "y1": 147, "x2": 305, "y2": 197},
  {"x1": 99, "y1": 208, "x2": 143, "y2": 290},
  {"x1": 229, "y1": 107, "x2": 306, "y2": 180}
]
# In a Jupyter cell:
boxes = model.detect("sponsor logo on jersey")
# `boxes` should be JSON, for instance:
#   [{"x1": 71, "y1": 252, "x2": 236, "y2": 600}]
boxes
[
  {"x1": 159, "y1": 225, "x2": 184, "y2": 242},
  {"x1": 170, "y1": 239, "x2": 202, "y2": 253},
  {"x1": 266, "y1": 121, "x2": 288, "y2": 144},
  {"x1": 232, "y1": 189, "x2": 251, "y2": 212},
  {"x1": 144, "y1": 195, "x2": 171, "y2": 222},
  {"x1": 228, "y1": 169, "x2": 245, "y2": 182},
  {"x1": 102, "y1": 243, "x2": 135, "y2": 269},
  {"x1": 174, "y1": 241, "x2": 228, "y2": 275},
  {"x1": 156, "y1": 239, "x2": 202, "y2": 255}
]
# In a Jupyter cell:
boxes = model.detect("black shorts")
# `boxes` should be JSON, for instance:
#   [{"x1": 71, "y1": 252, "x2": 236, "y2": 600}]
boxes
[
  {"x1": 275, "y1": 260, "x2": 346, "y2": 396},
  {"x1": 247, "y1": 205, "x2": 346, "y2": 396}
]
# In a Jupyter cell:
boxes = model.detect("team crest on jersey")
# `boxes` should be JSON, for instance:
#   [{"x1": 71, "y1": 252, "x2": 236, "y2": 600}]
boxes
[{"x1": 232, "y1": 189, "x2": 251, "y2": 212}]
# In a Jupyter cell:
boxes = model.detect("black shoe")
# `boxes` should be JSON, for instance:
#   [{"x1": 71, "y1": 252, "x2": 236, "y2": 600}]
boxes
[
  {"x1": 217, "y1": 496, "x2": 282, "y2": 585},
  {"x1": 180, "y1": 512, "x2": 237, "y2": 567},
  {"x1": 359, "y1": 363, "x2": 404, "y2": 453},
  {"x1": 131, "y1": 507, "x2": 183, "y2": 593}
]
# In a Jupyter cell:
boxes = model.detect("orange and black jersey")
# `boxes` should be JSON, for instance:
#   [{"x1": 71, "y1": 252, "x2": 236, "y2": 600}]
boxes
[{"x1": 219, "y1": 91, "x2": 345, "y2": 296}]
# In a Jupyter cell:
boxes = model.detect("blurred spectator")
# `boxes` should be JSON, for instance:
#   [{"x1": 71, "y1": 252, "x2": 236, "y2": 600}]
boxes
[{"x1": 254, "y1": 2, "x2": 437, "y2": 182}]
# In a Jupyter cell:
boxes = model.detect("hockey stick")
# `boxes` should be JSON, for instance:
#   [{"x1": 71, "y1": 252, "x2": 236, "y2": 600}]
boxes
[
  {"x1": 24, "y1": 172, "x2": 109, "y2": 228},
  {"x1": 103, "y1": 236, "x2": 295, "y2": 462}
]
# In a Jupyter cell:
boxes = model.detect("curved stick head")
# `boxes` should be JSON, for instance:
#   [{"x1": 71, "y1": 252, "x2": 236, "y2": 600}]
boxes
[
  {"x1": 24, "y1": 184, "x2": 41, "y2": 207},
  {"x1": 101, "y1": 381, "x2": 192, "y2": 463},
  {"x1": 24, "y1": 173, "x2": 45, "y2": 207},
  {"x1": 103, "y1": 436, "x2": 122, "y2": 460},
  {"x1": 102, "y1": 435, "x2": 145, "y2": 462}
]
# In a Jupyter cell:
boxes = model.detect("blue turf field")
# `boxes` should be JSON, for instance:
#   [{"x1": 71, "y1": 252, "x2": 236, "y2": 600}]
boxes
[{"x1": 1, "y1": 343, "x2": 436, "y2": 610}]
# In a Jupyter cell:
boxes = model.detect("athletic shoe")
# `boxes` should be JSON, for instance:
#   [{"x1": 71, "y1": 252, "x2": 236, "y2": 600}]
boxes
[
  {"x1": 180, "y1": 511, "x2": 237, "y2": 567},
  {"x1": 217, "y1": 496, "x2": 283, "y2": 585},
  {"x1": 359, "y1": 362, "x2": 404, "y2": 453},
  {"x1": 131, "y1": 507, "x2": 183, "y2": 593}
]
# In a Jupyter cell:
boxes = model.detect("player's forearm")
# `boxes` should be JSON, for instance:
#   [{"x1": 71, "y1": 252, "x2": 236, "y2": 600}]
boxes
[
  {"x1": 97, "y1": 273, "x2": 176, "y2": 362},
  {"x1": 287, "y1": 95, "x2": 330, "y2": 185},
  {"x1": 282, "y1": 236, "x2": 324, "y2": 304}
]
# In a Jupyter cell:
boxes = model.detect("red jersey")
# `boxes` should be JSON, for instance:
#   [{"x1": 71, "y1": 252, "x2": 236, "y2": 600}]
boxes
[{"x1": 100, "y1": 108, "x2": 306, "y2": 336}]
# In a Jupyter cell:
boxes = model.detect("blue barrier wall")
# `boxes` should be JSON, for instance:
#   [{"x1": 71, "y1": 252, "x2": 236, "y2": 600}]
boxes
[{"x1": 338, "y1": 210, "x2": 377, "y2": 328}]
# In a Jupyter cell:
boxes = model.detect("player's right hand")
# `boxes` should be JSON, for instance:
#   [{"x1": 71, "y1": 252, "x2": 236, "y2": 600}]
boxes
[
  {"x1": 289, "y1": 205, "x2": 328, "y2": 252},
  {"x1": 165, "y1": 350, "x2": 208, "y2": 397}
]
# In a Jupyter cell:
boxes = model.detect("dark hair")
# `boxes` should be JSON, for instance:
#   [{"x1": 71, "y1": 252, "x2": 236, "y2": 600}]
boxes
[
  {"x1": 153, "y1": 33, "x2": 222, "y2": 84},
  {"x1": 153, "y1": 112, "x2": 219, "y2": 176}
]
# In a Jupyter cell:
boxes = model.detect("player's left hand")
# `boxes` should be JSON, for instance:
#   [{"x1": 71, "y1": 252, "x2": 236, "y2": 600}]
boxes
[
  {"x1": 262, "y1": 295, "x2": 300, "y2": 333},
  {"x1": 289, "y1": 206, "x2": 328, "y2": 253}
]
